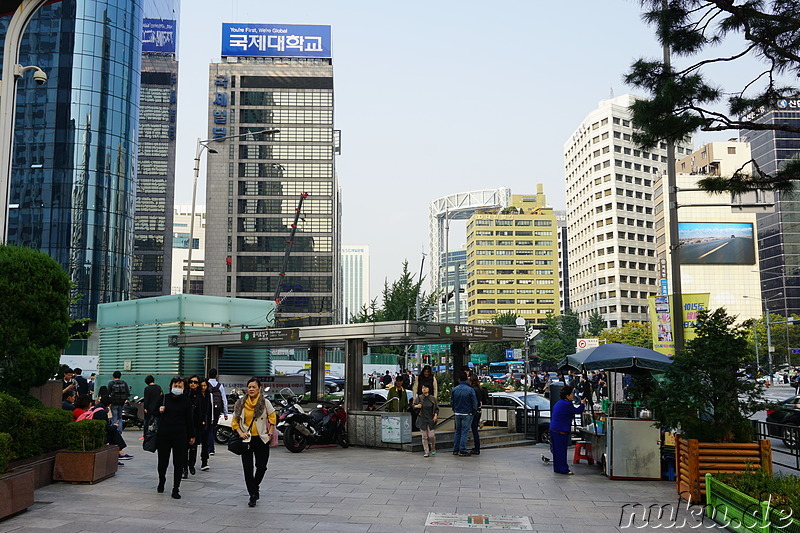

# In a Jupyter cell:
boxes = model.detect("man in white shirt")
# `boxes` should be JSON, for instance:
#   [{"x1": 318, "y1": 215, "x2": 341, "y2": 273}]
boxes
[{"x1": 207, "y1": 368, "x2": 228, "y2": 456}]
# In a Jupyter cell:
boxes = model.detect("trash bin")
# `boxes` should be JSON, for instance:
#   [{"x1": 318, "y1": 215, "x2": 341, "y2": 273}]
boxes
[{"x1": 549, "y1": 383, "x2": 563, "y2": 410}]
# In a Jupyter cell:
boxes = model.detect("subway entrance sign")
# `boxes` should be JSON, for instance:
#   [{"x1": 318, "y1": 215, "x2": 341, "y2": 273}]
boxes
[
  {"x1": 439, "y1": 324, "x2": 502, "y2": 340},
  {"x1": 241, "y1": 328, "x2": 300, "y2": 343}
]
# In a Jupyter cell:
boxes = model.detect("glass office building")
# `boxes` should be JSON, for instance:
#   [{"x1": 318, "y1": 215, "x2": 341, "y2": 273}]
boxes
[
  {"x1": 0, "y1": 0, "x2": 143, "y2": 319},
  {"x1": 741, "y1": 104, "x2": 800, "y2": 317}
]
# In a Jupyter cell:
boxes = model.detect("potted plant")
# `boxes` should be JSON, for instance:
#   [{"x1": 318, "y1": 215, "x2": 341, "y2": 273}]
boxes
[
  {"x1": 705, "y1": 470, "x2": 800, "y2": 532},
  {"x1": 53, "y1": 420, "x2": 118, "y2": 484},
  {"x1": 648, "y1": 308, "x2": 771, "y2": 503}
]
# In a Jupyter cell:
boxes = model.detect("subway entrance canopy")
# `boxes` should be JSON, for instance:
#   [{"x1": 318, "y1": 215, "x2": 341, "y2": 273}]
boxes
[{"x1": 169, "y1": 321, "x2": 525, "y2": 413}]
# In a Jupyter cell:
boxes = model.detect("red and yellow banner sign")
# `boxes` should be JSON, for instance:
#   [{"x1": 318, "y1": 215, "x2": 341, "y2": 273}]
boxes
[{"x1": 648, "y1": 293, "x2": 710, "y2": 357}]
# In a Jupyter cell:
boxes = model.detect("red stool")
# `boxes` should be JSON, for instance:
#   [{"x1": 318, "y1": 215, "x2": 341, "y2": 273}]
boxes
[{"x1": 573, "y1": 441, "x2": 594, "y2": 465}]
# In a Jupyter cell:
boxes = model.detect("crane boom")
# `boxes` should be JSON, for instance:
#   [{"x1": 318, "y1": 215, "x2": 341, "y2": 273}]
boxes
[{"x1": 273, "y1": 192, "x2": 309, "y2": 310}]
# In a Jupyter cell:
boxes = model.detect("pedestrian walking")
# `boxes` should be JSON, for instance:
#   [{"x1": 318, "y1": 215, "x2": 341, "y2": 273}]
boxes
[
  {"x1": 413, "y1": 384, "x2": 438, "y2": 457},
  {"x1": 549, "y1": 385, "x2": 586, "y2": 475},
  {"x1": 107, "y1": 371, "x2": 130, "y2": 432},
  {"x1": 184, "y1": 375, "x2": 208, "y2": 478},
  {"x1": 468, "y1": 374, "x2": 488, "y2": 455},
  {"x1": 207, "y1": 368, "x2": 228, "y2": 456},
  {"x1": 386, "y1": 376, "x2": 409, "y2": 412},
  {"x1": 143, "y1": 375, "x2": 163, "y2": 438},
  {"x1": 231, "y1": 377, "x2": 276, "y2": 507},
  {"x1": 156, "y1": 377, "x2": 195, "y2": 499},
  {"x1": 412, "y1": 365, "x2": 438, "y2": 402},
  {"x1": 198, "y1": 377, "x2": 213, "y2": 471},
  {"x1": 451, "y1": 372, "x2": 477, "y2": 457},
  {"x1": 73, "y1": 368, "x2": 90, "y2": 399}
]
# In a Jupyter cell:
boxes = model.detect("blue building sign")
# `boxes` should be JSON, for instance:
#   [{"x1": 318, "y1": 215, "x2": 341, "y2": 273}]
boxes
[
  {"x1": 221, "y1": 23, "x2": 331, "y2": 58},
  {"x1": 142, "y1": 18, "x2": 176, "y2": 53}
]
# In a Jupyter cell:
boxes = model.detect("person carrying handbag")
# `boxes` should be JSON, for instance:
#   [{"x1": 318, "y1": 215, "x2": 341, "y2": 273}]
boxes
[{"x1": 231, "y1": 377, "x2": 276, "y2": 508}]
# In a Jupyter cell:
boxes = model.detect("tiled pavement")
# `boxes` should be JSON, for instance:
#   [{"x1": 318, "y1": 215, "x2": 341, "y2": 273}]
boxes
[{"x1": 0, "y1": 433, "x2": 720, "y2": 533}]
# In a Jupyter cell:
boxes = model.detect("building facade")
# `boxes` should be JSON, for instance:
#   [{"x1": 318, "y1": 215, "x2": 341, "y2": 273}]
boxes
[
  {"x1": 555, "y1": 210, "x2": 570, "y2": 313},
  {"x1": 741, "y1": 102, "x2": 800, "y2": 317},
  {"x1": 133, "y1": 9, "x2": 179, "y2": 298},
  {"x1": 1, "y1": 0, "x2": 144, "y2": 320},
  {"x1": 564, "y1": 94, "x2": 693, "y2": 328},
  {"x1": 171, "y1": 204, "x2": 205, "y2": 294},
  {"x1": 440, "y1": 248, "x2": 467, "y2": 323},
  {"x1": 465, "y1": 189, "x2": 559, "y2": 325},
  {"x1": 656, "y1": 142, "x2": 762, "y2": 321},
  {"x1": 204, "y1": 23, "x2": 340, "y2": 326},
  {"x1": 341, "y1": 245, "x2": 369, "y2": 322}
]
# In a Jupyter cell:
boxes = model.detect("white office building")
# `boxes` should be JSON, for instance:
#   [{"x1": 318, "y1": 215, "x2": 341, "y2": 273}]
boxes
[
  {"x1": 563, "y1": 94, "x2": 692, "y2": 328},
  {"x1": 342, "y1": 245, "x2": 370, "y2": 322},
  {"x1": 171, "y1": 205, "x2": 206, "y2": 294}
]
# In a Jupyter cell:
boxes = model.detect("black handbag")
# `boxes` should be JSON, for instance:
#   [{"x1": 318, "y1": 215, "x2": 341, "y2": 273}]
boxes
[
  {"x1": 227, "y1": 417, "x2": 254, "y2": 455},
  {"x1": 143, "y1": 426, "x2": 157, "y2": 453}
]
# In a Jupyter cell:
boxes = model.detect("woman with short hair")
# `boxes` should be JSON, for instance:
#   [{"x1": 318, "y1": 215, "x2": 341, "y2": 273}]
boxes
[
  {"x1": 156, "y1": 376, "x2": 195, "y2": 498},
  {"x1": 231, "y1": 377, "x2": 276, "y2": 507},
  {"x1": 549, "y1": 385, "x2": 586, "y2": 475}
]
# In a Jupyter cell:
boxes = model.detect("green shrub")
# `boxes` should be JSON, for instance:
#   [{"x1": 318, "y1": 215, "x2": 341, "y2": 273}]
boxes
[
  {"x1": 0, "y1": 433, "x2": 11, "y2": 475},
  {"x1": 0, "y1": 393, "x2": 22, "y2": 434},
  {"x1": 64, "y1": 420, "x2": 106, "y2": 451},
  {"x1": 481, "y1": 381, "x2": 505, "y2": 393},
  {"x1": 12, "y1": 407, "x2": 72, "y2": 460},
  {"x1": 436, "y1": 372, "x2": 453, "y2": 405},
  {"x1": 715, "y1": 469, "x2": 800, "y2": 520}
]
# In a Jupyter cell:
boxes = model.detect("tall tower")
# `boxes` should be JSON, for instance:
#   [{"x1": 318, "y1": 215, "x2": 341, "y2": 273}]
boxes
[
  {"x1": 204, "y1": 23, "x2": 340, "y2": 326},
  {"x1": 133, "y1": 4, "x2": 179, "y2": 298},
  {"x1": 1, "y1": 0, "x2": 144, "y2": 320},
  {"x1": 564, "y1": 94, "x2": 692, "y2": 328},
  {"x1": 741, "y1": 100, "x2": 800, "y2": 317},
  {"x1": 341, "y1": 245, "x2": 369, "y2": 322}
]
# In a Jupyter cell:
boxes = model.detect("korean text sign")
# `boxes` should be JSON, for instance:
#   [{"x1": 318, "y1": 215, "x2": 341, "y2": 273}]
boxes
[{"x1": 221, "y1": 23, "x2": 331, "y2": 58}]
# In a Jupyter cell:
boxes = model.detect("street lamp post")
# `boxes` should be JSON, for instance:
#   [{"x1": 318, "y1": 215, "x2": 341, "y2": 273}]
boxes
[
  {"x1": 744, "y1": 293, "x2": 783, "y2": 379},
  {"x1": 0, "y1": 0, "x2": 51, "y2": 243},
  {"x1": 184, "y1": 128, "x2": 278, "y2": 293}
]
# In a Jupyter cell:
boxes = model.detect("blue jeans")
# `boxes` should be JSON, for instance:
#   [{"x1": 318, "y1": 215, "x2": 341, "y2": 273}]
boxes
[
  {"x1": 110, "y1": 404, "x2": 124, "y2": 433},
  {"x1": 453, "y1": 414, "x2": 473, "y2": 452}
]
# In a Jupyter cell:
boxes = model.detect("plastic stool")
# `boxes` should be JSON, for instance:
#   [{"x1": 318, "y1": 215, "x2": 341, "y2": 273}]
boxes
[
  {"x1": 573, "y1": 441, "x2": 594, "y2": 465},
  {"x1": 663, "y1": 456, "x2": 676, "y2": 481}
]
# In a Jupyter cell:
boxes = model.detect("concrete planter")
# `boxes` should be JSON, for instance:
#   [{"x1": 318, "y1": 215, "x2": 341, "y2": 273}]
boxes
[
  {"x1": 53, "y1": 445, "x2": 119, "y2": 484},
  {"x1": 676, "y1": 438, "x2": 771, "y2": 504},
  {"x1": 0, "y1": 468, "x2": 34, "y2": 520}
]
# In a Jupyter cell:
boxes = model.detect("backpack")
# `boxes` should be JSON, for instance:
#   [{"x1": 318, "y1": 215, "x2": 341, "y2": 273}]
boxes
[
  {"x1": 109, "y1": 380, "x2": 128, "y2": 405},
  {"x1": 76, "y1": 406, "x2": 104, "y2": 421},
  {"x1": 209, "y1": 382, "x2": 224, "y2": 414}
]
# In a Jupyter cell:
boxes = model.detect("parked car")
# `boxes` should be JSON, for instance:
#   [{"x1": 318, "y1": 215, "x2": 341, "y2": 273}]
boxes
[
  {"x1": 296, "y1": 370, "x2": 341, "y2": 394},
  {"x1": 766, "y1": 395, "x2": 800, "y2": 448},
  {"x1": 488, "y1": 391, "x2": 555, "y2": 443},
  {"x1": 362, "y1": 388, "x2": 417, "y2": 427}
]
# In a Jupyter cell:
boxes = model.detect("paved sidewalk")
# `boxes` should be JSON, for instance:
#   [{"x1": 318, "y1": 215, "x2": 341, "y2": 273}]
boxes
[{"x1": 0, "y1": 434, "x2": 715, "y2": 532}]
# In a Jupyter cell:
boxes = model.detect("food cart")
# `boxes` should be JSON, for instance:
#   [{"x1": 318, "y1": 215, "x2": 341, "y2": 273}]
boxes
[{"x1": 559, "y1": 343, "x2": 673, "y2": 481}]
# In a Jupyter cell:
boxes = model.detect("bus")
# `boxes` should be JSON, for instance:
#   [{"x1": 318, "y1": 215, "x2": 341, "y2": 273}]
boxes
[{"x1": 488, "y1": 361, "x2": 526, "y2": 379}]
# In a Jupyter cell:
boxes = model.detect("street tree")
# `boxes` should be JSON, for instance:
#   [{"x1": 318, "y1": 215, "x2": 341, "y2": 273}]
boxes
[
  {"x1": 626, "y1": 0, "x2": 800, "y2": 193},
  {"x1": 534, "y1": 314, "x2": 566, "y2": 367},
  {"x1": 0, "y1": 245, "x2": 71, "y2": 397},
  {"x1": 559, "y1": 309, "x2": 581, "y2": 356},
  {"x1": 586, "y1": 310, "x2": 606, "y2": 337},
  {"x1": 470, "y1": 312, "x2": 523, "y2": 363},
  {"x1": 599, "y1": 321, "x2": 653, "y2": 349}
]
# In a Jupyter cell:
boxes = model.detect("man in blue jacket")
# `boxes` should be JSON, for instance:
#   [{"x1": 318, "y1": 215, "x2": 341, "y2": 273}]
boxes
[{"x1": 451, "y1": 372, "x2": 477, "y2": 457}]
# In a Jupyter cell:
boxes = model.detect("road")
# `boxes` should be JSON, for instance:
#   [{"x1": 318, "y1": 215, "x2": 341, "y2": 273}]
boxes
[
  {"x1": 752, "y1": 384, "x2": 798, "y2": 474},
  {"x1": 678, "y1": 237, "x2": 755, "y2": 264}
]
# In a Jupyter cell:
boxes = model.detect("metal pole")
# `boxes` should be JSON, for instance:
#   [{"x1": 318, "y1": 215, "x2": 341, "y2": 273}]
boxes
[
  {"x1": 753, "y1": 320, "x2": 760, "y2": 370},
  {"x1": 0, "y1": 0, "x2": 50, "y2": 242},
  {"x1": 185, "y1": 138, "x2": 203, "y2": 293},
  {"x1": 662, "y1": 3, "x2": 685, "y2": 353},
  {"x1": 766, "y1": 303, "x2": 774, "y2": 379}
]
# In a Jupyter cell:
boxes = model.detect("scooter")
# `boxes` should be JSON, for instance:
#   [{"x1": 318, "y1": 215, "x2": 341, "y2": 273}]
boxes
[
  {"x1": 122, "y1": 396, "x2": 144, "y2": 429},
  {"x1": 279, "y1": 396, "x2": 348, "y2": 453}
]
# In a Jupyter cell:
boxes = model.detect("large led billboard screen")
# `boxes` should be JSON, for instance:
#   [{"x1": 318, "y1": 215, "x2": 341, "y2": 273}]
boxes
[{"x1": 677, "y1": 222, "x2": 755, "y2": 265}]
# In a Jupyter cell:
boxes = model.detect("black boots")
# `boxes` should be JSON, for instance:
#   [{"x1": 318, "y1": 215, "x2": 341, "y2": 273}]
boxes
[
  {"x1": 248, "y1": 495, "x2": 257, "y2": 507},
  {"x1": 182, "y1": 467, "x2": 188, "y2": 479},
  {"x1": 172, "y1": 487, "x2": 181, "y2": 499},
  {"x1": 157, "y1": 478, "x2": 165, "y2": 493}
]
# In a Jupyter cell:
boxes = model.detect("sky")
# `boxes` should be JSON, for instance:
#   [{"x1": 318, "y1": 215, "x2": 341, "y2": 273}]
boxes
[{"x1": 174, "y1": 0, "x2": 751, "y2": 299}]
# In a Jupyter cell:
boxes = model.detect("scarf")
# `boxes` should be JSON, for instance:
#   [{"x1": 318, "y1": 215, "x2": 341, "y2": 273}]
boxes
[{"x1": 233, "y1": 393, "x2": 266, "y2": 427}]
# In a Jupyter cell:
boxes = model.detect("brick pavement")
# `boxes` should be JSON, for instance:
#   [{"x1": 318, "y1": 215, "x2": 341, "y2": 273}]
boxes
[{"x1": 0, "y1": 433, "x2": 721, "y2": 532}]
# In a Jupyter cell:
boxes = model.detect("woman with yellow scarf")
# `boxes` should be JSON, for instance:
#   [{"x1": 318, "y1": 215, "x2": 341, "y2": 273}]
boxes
[{"x1": 232, "y1": 377, "x2": 276, "y2": 507}]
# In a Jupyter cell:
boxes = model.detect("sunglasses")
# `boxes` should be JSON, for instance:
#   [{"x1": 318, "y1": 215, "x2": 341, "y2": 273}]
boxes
[{"x1": 190, "y1": 380, "x2": 199, "y2": 384}]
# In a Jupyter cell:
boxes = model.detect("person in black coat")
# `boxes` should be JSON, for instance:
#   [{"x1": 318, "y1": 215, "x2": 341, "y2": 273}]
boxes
[
  {"x1": 468, "y1": 374, "x2": 489, "y2": 455},
  {"x1": 142, "y1": 375, "x2": 163, "y2": 438},
  {"x1": 183, "y1": 374, "x2": 207, "y2": 478},
  {"x1": 156, "y1": 377, "x2": 195, "y2": 499}
]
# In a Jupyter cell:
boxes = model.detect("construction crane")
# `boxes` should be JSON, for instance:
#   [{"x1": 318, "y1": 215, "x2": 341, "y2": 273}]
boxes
[{"x1": 271, "y1": 192, "x2": 309, "y2": 324}]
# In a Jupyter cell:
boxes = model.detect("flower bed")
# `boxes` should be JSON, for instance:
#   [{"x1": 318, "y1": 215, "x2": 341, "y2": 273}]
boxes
[{"x1": 705, "y1": 473, "x2": 800, "y2": 533}]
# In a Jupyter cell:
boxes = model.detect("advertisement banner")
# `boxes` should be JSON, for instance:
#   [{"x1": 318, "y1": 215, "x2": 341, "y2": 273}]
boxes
[
  {"x1": 649, "y1": 293, "x2": 711, "y2": 357},
  {"x1": 221, "y1": 23, "x2": 331, "y2": 58},
  {"x1": 677, "y1": 222, "x2": 755, "y2": 265},
  {"x1": 142, "y1": 19, "x2": 176, "y2": 54}
]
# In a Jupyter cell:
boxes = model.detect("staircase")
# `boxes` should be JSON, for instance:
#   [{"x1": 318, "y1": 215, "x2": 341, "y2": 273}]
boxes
[{"x1": 400, "y1": 427, "x2": 538, "y2": 453}]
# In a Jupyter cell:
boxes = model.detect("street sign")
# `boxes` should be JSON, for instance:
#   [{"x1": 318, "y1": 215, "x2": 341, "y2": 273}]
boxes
[
  {"x1": 660, "y1": 279, "x2": 668, "y2": 295},
  {"x1": 792, "y1": 349, "x2": 800, "y2": 354},
  {"x1": 505, "y1": 348, "x2": 514, "y2": 360},
  {"x1": 240, "y1": 328, "x2": 300, "y2": 343},
  {"x1": 576, "y1": 338, "x2": 600, "y2": 351},
  {"x1": 440, "y1": 323, "x2": 502, "y2": 340},
  {"x1": 513, "y1": 348, "x2": 522, "y2": 358}
]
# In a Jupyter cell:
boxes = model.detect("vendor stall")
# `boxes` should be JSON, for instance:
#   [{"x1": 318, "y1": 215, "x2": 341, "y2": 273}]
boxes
[{"x1": 559, "y1": 343, "x2": 673, "y2": 481}]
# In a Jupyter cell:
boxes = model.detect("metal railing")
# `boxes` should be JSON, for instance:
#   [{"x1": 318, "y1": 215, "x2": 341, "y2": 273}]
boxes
[{"x1": 751, "y1": 419, "x2": 800, "y2": 472}]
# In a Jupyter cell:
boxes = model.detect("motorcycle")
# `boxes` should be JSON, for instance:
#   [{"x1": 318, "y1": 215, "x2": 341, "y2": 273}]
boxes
[
  {"x1": 215, "y1": 387, "x2": 244, "y2": 444},
  {"x1": 278, "y1": 395, "x2": 348, "y2": 453},
  {"x1": 122, "y1": 396, "x2": 144, "y2": 429}
]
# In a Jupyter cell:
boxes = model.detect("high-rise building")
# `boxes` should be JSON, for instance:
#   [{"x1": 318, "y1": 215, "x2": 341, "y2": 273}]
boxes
[
  {"x1": 341, "y1": 245, "x2": 369, "y2": 322},
  {"x1": 564, "y1": 94, "x2": 692, "y2": 328},
  {"x1": 440, "y1": 247, "x2": 467, "y2": 323},
  {"x1": 204, "y1": 23, "x2": 341, "y2": 326},
  {"x1": 171, "y1": 204, "x2": 205, "y2": 294},
  {"x1": 1, "y1": 0, "x2": 144, "y2": 320},
  {"x1": 133, "y1": 5, "x2": 179, "y2": 298},
  {"x1": 465, "y1": 188, "x2": 559, "y2": 325},
  {"x1": 741, "y1": 101, "x2": 800, "y2": 316},
  {"x1": 656, "y1": 142, "x2": 762, "y2": 321},
  {"x1": 554, "y1": 210, "x2": 570, "y2": 313}
]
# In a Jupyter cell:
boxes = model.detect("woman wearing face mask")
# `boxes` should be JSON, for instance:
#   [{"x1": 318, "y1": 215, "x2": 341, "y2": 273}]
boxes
[{"x1": 156, "y1": 376, "x2": 196, "y2": 499}]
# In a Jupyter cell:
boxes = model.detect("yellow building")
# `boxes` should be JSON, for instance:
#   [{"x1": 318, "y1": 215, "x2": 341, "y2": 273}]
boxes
[{"x1": 466, "y1": 186, "x2": 560, "y2": 325}]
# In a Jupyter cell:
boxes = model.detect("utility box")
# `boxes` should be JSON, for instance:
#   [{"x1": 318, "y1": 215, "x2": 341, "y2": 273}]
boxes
[{"x1": 381, "y1": 413, "x2": 412, "y2": 443}]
